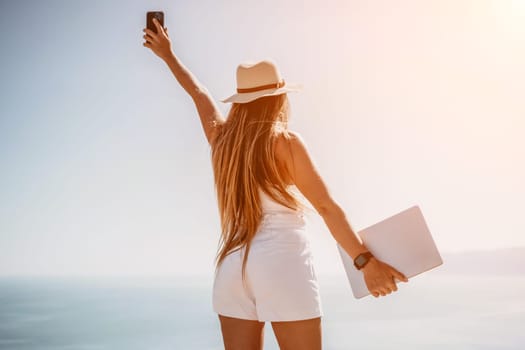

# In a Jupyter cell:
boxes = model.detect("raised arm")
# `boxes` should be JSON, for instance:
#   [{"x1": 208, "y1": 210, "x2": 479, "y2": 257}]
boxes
[{"x1": 143, "y1": 18, "x2": 225, "y2": 145}]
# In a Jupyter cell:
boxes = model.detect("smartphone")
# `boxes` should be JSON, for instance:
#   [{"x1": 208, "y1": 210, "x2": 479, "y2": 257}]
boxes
[{"x1": 146, "y1": 11, "x2": 164, "y2": 34}]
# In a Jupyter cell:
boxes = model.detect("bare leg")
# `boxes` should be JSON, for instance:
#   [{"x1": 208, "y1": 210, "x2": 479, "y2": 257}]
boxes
[
  {"x1": 218, "y1": 314, "x2": 265, "y2": 350},
  {"x1": 271, "y1": 316, "x2": 322, "y2": 350}
]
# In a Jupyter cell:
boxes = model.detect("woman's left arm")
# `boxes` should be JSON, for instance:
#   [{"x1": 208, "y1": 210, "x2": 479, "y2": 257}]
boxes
[{"x1": 143, "y1": 18, "x2": 225, "y2": 145}]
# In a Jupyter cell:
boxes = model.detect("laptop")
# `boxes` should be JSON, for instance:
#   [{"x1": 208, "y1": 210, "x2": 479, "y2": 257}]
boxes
[{"x1": 337, "y1": 205, "x2": 443, "y2": 299}]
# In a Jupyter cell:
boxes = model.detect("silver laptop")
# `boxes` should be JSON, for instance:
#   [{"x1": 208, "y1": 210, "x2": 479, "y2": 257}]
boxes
[{"x1": 337, "y1": 205, "x2": 443, "y2": 299}]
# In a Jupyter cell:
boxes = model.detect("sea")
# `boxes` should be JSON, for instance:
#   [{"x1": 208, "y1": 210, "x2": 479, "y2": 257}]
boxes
[{"x1": 0, "y1": 273, "x2": 523, "y2": 350}]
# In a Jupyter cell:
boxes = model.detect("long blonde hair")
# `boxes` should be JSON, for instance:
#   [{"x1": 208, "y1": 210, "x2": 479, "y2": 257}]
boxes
[{"x1": 210, "y1": 94, "x2": 307, "y2": 285}]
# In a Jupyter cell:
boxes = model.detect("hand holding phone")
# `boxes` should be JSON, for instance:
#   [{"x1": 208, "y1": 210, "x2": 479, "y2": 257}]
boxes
[
  {"x1": 146, "y1": 11, "x2": 164, "y2": 34},
  {"x1": 143, "y1": 11, "x2": 172, "y2": 61}
]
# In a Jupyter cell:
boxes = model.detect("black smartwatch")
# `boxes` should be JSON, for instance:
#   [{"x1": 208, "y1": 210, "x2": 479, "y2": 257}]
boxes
[{"x1": 353, "y1": 251, "x2": 374, "y2": 270}]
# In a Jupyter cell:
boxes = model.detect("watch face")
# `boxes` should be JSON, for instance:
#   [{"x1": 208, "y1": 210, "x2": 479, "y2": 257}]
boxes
[{"x1": 356, "y1": 255, "x2": 367, "y2": 266}]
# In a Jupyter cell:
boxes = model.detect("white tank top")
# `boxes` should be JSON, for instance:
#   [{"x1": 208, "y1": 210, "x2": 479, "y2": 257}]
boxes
[
  {"x1": 258, "y1": 186, "x2": 303, "y2": 215},
  {"x1": 256, "y1": 186, "x2": 307, "y2": 237}
]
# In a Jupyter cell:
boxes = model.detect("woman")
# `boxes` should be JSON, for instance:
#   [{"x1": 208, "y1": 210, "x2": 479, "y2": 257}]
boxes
[{"x1": 143, "y1": 18, "x2": 408, "y2": 350}]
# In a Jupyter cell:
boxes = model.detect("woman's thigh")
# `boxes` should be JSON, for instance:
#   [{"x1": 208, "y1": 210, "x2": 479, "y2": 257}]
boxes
[
  {"x1": 271, "y1": 316, "x2": 322, "y2": 350},
  {"x1": 218, "y1": 314, "x2": 265, "y2": 350}
]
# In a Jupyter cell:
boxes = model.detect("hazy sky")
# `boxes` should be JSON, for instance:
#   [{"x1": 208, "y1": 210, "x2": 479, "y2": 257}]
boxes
[{"x1": 1, "y1": 0, "x2": 524, "y2": 276}]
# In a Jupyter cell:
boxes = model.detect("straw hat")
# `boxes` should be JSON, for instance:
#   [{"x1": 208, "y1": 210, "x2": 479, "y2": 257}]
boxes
[{"x1": 221, "y1": 60, "x2": 301, "y2": 104}]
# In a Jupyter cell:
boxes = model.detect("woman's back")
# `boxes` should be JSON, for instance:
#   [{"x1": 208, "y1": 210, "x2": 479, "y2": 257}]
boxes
[{"x1": 258, "y1": 186, "x2": 301, "y2": 214}]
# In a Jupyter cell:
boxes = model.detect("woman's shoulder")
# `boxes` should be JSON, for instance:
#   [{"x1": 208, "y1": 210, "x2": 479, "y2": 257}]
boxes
[
  {"x1": 274, "y1": 129, "x2": 302, "y2": 151},
  {"x1": 277, "y1": 128, "x2": 301, "y2": 140},
  {"x1": 273, "y1": 129, "x2": 304, "y2": 185},
  {"x1": 274, "y1": 129, "x2": 309, "y2": 162}
]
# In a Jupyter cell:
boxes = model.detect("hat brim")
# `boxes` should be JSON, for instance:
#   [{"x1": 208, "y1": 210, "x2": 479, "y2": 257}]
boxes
[{"x1": 220, "y1": 83, "x2": 302, "y2": 104}]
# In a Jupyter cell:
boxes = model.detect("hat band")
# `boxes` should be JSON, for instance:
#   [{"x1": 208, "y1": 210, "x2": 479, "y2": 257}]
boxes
[{"x1": 237, "y1": 80, "x2": 285, "y2": 93}]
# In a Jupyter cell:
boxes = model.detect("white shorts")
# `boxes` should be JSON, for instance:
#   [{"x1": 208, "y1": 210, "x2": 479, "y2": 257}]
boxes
[{"x1": 212, "y1": 212, "x2": 323, "y2": 322}]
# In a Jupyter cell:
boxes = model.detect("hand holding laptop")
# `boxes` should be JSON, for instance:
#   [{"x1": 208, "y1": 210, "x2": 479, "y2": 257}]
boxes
[
  {"x1": 360, "y1": 256, "x2": 409, "y2": 298},
  {"x1": 338, "y1": 205, "x2": 443, "y2": 299}
]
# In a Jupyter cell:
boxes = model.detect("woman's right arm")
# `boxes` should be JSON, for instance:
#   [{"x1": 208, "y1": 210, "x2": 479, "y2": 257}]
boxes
[
  {"x1": 281, "y1": 130, "x2": 408, "y2": 298},
  {"x1": 143, "y1": 18, "x2": 225, "y2": 146}
]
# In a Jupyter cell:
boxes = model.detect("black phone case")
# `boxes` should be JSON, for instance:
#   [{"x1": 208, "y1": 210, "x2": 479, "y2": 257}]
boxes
[{"x1": 146, "y1": 11, "x2": 164, "y2": 34}]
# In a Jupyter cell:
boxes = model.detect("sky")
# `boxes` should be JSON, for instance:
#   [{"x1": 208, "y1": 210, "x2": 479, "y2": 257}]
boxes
[{"x1": 1, "y1": 0, "x2": 524, "y2": 277}]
